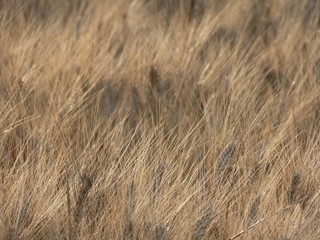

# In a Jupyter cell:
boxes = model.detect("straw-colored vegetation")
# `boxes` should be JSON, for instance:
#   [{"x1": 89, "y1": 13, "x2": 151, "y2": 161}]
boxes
[{"x1": 0, "y1": 0, "x2": 319, "y2": 239}]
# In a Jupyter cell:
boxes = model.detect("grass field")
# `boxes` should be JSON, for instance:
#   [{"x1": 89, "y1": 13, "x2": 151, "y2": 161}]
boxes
[{"x1": 0, "y1": 0, "x2": 319, "y2": 239}]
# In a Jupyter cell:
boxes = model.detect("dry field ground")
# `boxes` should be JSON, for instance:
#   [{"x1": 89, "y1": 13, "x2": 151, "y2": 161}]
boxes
[{"x1": 0, "y1": 0, "x2": 319, "y2": 239}]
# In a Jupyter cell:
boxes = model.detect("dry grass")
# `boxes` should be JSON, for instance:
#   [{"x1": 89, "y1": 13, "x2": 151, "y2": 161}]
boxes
[{"x1": 0, "y1": 0, "x2": 320, "y2": 239}]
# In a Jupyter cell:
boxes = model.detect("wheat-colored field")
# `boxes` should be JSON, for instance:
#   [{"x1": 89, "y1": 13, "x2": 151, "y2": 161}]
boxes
[{"x1": 0, "y1": 0, "x2": 319, "y2": 239}]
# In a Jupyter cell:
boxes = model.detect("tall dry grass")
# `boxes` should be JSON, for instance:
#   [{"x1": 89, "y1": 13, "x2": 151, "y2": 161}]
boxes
[{"x1": 0, "y1": 0, "x2": 319, "y2": 239}]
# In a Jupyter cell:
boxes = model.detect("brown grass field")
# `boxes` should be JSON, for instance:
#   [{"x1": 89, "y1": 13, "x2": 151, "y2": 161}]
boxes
[{"x1": 0, "y1": 0, "x2": 320, "y2": 239}]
